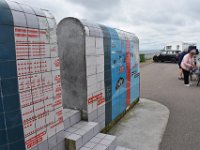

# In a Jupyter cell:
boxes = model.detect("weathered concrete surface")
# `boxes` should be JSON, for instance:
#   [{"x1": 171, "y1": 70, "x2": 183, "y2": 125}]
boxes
[
  {"x1": 109, "y1": 98, "x2": 169, "y2": 150},
  {"x1": 57, "y1": 18, "x2": 88, "y2": 119},
  {"x1": 141, "y1": 63, "x2": 200, "y2": 150}
]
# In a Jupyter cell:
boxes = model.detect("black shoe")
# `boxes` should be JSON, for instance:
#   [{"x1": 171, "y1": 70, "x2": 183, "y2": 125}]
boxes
[{"x1": 178, "y1": 77, "x2": 183, "y2": 80}]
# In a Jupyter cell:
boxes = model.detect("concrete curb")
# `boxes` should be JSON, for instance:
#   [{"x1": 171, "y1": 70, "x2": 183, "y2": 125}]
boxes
[
  {"x1": 142, "y1": 98, "x2": 170, "y2": 150},
  {"x1": 109, "y1": 98, "x2": 170, "y2": 150}
]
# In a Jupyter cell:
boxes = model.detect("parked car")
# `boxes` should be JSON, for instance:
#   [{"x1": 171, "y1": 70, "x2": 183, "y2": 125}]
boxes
[{"x1": 153, "y1": 50, "x2": 181, "y2": 63}]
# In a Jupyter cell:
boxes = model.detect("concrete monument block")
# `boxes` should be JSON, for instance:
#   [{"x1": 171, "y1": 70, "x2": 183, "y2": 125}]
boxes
[{"x1": 57, "y1": 18, "x2": 140, "y2": 130}]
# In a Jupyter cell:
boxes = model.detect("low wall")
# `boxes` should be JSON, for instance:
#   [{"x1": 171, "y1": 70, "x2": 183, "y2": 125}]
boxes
[{"x1": 140, "y1": 50, "x2": 160, "y2": 61}]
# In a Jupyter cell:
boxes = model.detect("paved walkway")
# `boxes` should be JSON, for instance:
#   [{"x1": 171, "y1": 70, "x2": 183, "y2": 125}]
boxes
[
  {"x1": 141, "y1": 63, "x2": 200, "y2": 150},
  {"x1": 109, "y1": 98, "x2": 169, "y2": 150}
]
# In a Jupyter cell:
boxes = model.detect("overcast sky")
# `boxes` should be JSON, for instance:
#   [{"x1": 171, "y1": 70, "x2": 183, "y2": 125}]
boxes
[{"x1": 14, "y1": 0, "x2": 200, "y2": 50}]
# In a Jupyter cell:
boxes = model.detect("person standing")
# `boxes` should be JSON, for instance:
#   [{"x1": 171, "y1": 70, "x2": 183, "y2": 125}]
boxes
[
  {"x1": 178, "y1": 48, "x2": 188, "y2": 80},
  {"x1": 181, "y1": 46, "x2": 197, "y2": 86}
]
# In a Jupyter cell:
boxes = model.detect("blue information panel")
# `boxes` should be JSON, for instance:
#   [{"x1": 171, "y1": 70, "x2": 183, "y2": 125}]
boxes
[{"x1": 100, "y1": 27, "x2": 140, "y2": 124}]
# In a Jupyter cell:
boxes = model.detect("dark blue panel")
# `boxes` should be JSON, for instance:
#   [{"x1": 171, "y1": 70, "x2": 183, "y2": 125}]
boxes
[
  {"x1": 0, "y1": 25, "x2": 15, "y2": 43},
  {"x1": 0, "y1": 42, "x2": 16, "y2": 61},
  {"x1": 9, "y1": 139, "x2": 26, "y2": 150},
  {"x1": 0, "y1": 0, "x2": 9, "y2": 9},
  {"x1": 0, "y1": 113, "x2": 5, "y2": 130},
  {"x1": 0, "y1": 61, "x2": 17, "y2": 79},
  {"x1": 0, "y1": 129, "x2": 7, "y2": 146},
  {"x1": 3, "y1": 94, "x2": 20, "y2": 112},
  {"x1": 0, "y1": 0, "x2": 13, "y2": 25},
  {"x1": 105, "y1": 100, "x2": 112, "y2": 125},
  {"x1": 7, "y1": 125, "x2": 24, "y2": 143},
  {"x1": 100, "y1": 25, "x2": 112, "y2": 125},
  {"x1": 0, "y1": 144, "x2": 9, "y2": 150},
  {"x1": 5, "y1": 110, "x2": 22, "y2": 128},
  {"x1": 0, "y1": 1, "x2": 24, "y2": 149},
  {"x1": 6, "y1": 1, "x2": 23, "y2": 12},
  {"x1": 0, "y1": 8, "x2": 13, "y2": 25},
  {"x1": 0, "y1": 95, "x2": 3, "y2": 113},
  {"x1": 1, "y1": 78, "x2": 19, "y2": 96}
]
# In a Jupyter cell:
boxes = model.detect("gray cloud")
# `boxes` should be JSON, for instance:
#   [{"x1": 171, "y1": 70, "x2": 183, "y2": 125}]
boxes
[
  {"x1": 66, "y1": 0, "x2": 121, "y2": 22},
  {"x1": 14, "y1": 0, "x2": 200, "y2": 50},
  {"x1": 67, "y1": 0, "x2": 120, "y2": 10}
]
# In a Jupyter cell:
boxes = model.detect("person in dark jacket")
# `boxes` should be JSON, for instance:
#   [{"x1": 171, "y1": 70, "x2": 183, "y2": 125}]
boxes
[{"x1": 178, "y1": 48, "x2": 188, "y2": 79}]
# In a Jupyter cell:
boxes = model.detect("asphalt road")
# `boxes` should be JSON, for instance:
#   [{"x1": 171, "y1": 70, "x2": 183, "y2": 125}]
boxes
[{"x1": 140, "y1": 63, "x2": 200, "y2": 150}]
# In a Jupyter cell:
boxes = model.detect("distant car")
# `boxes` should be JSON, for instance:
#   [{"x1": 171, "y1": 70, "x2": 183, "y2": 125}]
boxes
[{"x1": 153, "y1": 50, "x2": 181, "y2": 63}]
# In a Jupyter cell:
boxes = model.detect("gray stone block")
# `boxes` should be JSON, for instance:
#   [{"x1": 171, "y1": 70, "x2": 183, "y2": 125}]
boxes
[
  {"x1": 48, "y1": 135, "x2": 57, "y2": 149},
  {"x1": 81, "y1": 125, "x2": 93, "y2": 132},
  {"x1": 82, "y1": 128, "x2": 94, "y2": 144},
  {"x1": 93, "y1": 143, "x2": 108, "y2": 150},
  {"x1": 79, "y1": 147, "x2": 91, "y2": 150},
  {"x1": 57, "y1": 141, "x2": 66, "y2": 150},
  {"x1": 70, "y1": 111, "x2": 81, "y2": 126},
  {"x1": 64, "y1": 117, "x2": 70, "y2": 130},
  {"x1": 66, "y1": 127, "x2": 78, "y2": 133},
  {"x1": 95, "y1": 133, "x2": 106, "y2": 139},
  {"x1": 63, "y1": 109, "x2": 71, "y2": 114},
  {"x1": 82, "y1": 130, "x2": 117, "y2": 150},
  {"x1": 84, "y1": 141, "x2": 96, "y2": 149},
  {"x1": 38, "y1": 141, "x2": 48, "y2": 150},
  {"x1": 90, "y1": 137, "x2": 102, "y2": 143},
  {"x1": 97, "y1": 105, "x2": 105, "y2": 116},
  {"x1": 93, "y1": 124, "x2": 100, "y2": 135},
  {"x1": 74, "y1": 129, "x2": 87, "y2": 136},
  {"x1": 73, "y1": 123, "x2": 84, "y2": 129},
  {"x1": 50, "y1": 146, "x2": 57, "y2": 150},
  {"x1": 65, "y1": 133, "x2": 83, "y2": 150},
  {"x1": 56, "y1": 130, "x2": 65, "y2": 144},
  {"x1": 79, "y1": 121, "x2": 89, "y2": 126},
  {"x1": 98, "y1": 113, "x2": 105, "y2": 123},
  {"x1": 101, "y1": 134, "x2": 116, "y2": 150},
  {"x1": 99, "y1": 121, "x2": 105, "y2": 130},
  {"x1": 93, "y1": 118, "x2": 98, "y2": 122},
  {"x1": 100, "y1": 139, "x2": 113, "y2": 146},
  {"x1": 31, "y1": 146, "x2": 39, "y2": 150},
  {"x1": 87, "y1": 122, "x2": 98, "y2": 127},
  {"x1": 115, "y1": 146, "x2": 126, "y2": 150},
  {"x1": 104, "y1": 135, "x2": 116, "y2": 141},
  {"x1": 65, "y1": 131, "x2": 71, "y2": 138}
]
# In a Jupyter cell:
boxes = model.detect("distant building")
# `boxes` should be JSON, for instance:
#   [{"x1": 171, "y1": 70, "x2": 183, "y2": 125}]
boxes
[{"x1": 164, "y1": 41, "x2": 196, "y2": 51}]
